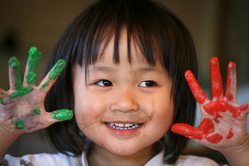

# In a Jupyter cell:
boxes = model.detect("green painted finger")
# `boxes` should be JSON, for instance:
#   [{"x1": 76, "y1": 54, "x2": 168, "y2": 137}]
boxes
[
  {"x1": 0, "y1": 99, "x2": 3, "y2": 104},
  {"x1": 49, "y1": 59, "x2": 66, "y2": 80},
  {"x1": 50, "y1": 109, "x2": 73, "y2": 121},
  {"x1": 8, "y1": 56, "x2": 23, "y2": 90},
  {"x1": 26, "y1": 46, "x2": 41, "y2": 84}
]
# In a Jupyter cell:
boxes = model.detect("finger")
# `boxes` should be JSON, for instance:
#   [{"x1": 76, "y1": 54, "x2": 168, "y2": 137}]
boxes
[
  {"x1": 23, "y1": 47, "x2": 41, "y2": 85},
  {"x1": 50, "y1": 109, "x2": 73, "y2": 121},
  {"x1": 171, "y1": 123, "x2": 202, "y2": 139},
  {"x1": 185, "y1": 70, "x2": 208, "y2": 105},
  {"x1": 240, "y1": 100, "x2": 249, "y2": 114},
  {"x1": 225, "y1": 61, "x2": 237, "y2": 102},
  {"x1": 210, "y1": 57, "x2": 223, "y2": 98},
  {"x1": 8, "y1": 56, "x2": 23, "y2": 90},
  {"x1": 38, "y1": 59, "x2": 66, "y2": 92},
  {"x1": 172, "y1": 118, "x2": 216, "y2": 141}
]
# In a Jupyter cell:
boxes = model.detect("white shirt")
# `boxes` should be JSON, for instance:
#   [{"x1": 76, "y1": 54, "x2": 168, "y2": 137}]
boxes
[{"x1": 4, "y1": 150, "x2": 224, "y2": 166}]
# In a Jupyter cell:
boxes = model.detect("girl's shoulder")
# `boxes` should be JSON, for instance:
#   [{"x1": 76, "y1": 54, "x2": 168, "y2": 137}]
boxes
[
  {"x1": 3, "y1": 152, "x2": 84, "y2": 166},
  {"x1": 145, "y1": 150, "x2": 222, "y2": 166},
  {"x1": 174, "y1": 155, "x2": 227, "y2": 166}
]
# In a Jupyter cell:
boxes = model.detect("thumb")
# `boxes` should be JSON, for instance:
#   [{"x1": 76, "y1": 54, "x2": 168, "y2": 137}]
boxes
[
  {"x1": 171, "y1": 123, "x2": 202, "y2": 139},
  {"x1": 171, "y1": 118, "x2": 216, "y2": 140},
  {"x1": 50, "y1": 109, "x2": 73, "y2": 121}
]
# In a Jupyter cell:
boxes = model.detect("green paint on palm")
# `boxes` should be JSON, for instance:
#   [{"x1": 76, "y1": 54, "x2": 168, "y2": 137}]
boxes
[
  {"x1": 14, "y1": 120, "x2": 25, "y2": 130},
  {"x1": 1, "y1": 92, "x2": 4, "y2": 95},
  {"x1": 33, "y1": 109, "x2": 41, "y2": 115},
  {"x1": 49, "y1": 59, "x2": 66, "y2": 80},
  {"x1": 50, "y1": 109, "x2": 73, "y2": 120},
  {"x1": 9, "y1": 87, "x2": 33, "y2": 100},
  {"x1": 26, "y1": 46, "x2": 41, "y2": 84},
  {"x1": 0, "y1": 99, "x2": 3, "y2": 104},
  {"x1": 8, "y1": 57, "x2": 23, "y2": 90}
]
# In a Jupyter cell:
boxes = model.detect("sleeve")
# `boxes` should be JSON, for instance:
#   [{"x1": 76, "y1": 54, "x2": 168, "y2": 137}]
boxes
[
  {"x1": 175, "y1": 155, "x2": 228, "y2": 166},
  {"x1": 4, "y1": 153, "x2": 76, "y2": 166}
]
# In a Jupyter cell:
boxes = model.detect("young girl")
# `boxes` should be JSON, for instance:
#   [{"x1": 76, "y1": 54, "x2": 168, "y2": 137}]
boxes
[{"x1": 0, "y1": 0, "x2": 249, "y2": 165}]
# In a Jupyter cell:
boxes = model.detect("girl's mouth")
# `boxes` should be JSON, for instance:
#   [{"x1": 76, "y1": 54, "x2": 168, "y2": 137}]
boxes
[{"x1": 105, "y1": 122, "x2": 142, "y2": 130}]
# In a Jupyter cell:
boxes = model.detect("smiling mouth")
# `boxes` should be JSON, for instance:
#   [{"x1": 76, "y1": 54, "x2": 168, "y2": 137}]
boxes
[{"x1": 105, "y1": 122, "x2": 142, "y2": 130}]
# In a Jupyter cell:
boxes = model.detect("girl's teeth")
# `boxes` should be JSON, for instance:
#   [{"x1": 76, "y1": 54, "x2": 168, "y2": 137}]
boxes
[{"x1": 107, "y1": 123, "x2": 140, "y2": 130}]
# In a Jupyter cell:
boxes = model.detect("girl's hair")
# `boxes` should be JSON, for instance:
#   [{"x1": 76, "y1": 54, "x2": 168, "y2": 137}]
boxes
[{"x1": 44, "y1": 0, "x2": 197, "y2": 164}]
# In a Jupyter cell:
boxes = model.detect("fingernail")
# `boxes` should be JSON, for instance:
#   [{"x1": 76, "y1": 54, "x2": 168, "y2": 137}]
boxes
[
  {"x1": 50, "y1": 109, "x2": 73, "y2": 120},
  {"x1": 28, "y1": 46, "x2": 41, "y2": 60},
  {"x1": 49, "y1": 59, "x2": 66, "y2": 80},
  {"x1": 8, "y1": 56, "x2": 20, "y2": 69}
]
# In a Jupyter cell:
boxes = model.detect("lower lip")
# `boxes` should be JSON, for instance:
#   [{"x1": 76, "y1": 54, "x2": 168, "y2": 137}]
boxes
[{"x1": 105, "y1": 124, "x2": 142, "y2": 137}]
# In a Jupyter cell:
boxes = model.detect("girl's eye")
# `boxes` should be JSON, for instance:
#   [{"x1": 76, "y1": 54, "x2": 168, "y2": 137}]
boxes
[
  {"x1": 95, "y1": 80, "x2": 113, "y2": 86},
  {"x1": 139, "y1": 81, "x2": 156, "y2": 87}
]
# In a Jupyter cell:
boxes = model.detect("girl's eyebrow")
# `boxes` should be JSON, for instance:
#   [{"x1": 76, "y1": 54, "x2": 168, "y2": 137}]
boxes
[
  {"x1": 89, "y1": 65, "x2": 162, "y2": 74},
  {"x1": 89, "y1": 65, "x2": 116, "y2": 73}
]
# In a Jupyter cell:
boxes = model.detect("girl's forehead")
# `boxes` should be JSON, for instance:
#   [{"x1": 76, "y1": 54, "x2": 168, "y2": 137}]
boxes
[
  {"x1": 95, "y1": 29, "x2": 161, "y2": 65},
  {"x1": 88, "y1": 51, "x2": 166, "y2": 75}
]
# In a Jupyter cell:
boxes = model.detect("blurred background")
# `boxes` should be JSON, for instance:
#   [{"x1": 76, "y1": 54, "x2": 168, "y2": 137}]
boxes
[{"x1": 1, "y1": 0, "x2": 248, "y2": 165}]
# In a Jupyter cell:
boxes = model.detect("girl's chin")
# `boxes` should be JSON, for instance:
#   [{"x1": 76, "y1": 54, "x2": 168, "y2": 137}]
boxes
[{"x1": 95, "y1": 142, "x2": 155, "y2": 157}]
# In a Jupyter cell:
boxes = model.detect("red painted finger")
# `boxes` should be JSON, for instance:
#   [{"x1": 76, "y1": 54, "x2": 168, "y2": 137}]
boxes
[
  {"x1": 210, "y1": 57, "x2": 223, "y2": 98},
  {"x1": 171, "y1": 123, "x2": 202, "y2": 139},
  {"x1": 172, "y1": 118, "x2": 218, "y2": 143},
  {"x1": 225, "y1": 61, "x2": 237, "y2": 101},
  {"x1": 185, "y1": 70, "x2": 208, "y2": 105}
]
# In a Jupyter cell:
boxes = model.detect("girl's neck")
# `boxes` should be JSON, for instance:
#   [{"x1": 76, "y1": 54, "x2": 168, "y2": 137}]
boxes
[{"x1": 87, "y1": 145, "x2": 158, "y2": 166}]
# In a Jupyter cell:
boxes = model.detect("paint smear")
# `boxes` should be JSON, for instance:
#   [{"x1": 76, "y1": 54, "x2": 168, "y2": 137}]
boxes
[
  {"x1": 33, "y1": 109, "x2": 41, "y2": 115},
  {"x1": 9, "y1": 87, "x2": 33, "y2": 100},
  {"x1": 14, "y1": 120, "x2": 25, "y2": 130},
  {"x1": 50, "y1": 109, "x2": 73, "y2": 120},
  {"x1": 226, "y1": 128, "x2": 233, "y2": 139},
  {"x1": 41, "y1": 81, "x2": 49, "y2": 88}
]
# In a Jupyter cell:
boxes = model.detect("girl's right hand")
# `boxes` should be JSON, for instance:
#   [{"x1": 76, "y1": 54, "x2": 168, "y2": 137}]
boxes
[{"x1": 0, "y1": 47, "x2": 73, "y2": 135}]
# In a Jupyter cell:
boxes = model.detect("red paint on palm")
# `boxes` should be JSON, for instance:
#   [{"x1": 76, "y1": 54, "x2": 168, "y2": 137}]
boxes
[
  {"x1": 206, "y1": 133, "x2": 223, "y2": 143},
  {"x1": 226, "y1": 128, "x2": 233, "y2": 139},
  {"x1": 203, "y1": 97, "x2": 243, "y2": 119}
]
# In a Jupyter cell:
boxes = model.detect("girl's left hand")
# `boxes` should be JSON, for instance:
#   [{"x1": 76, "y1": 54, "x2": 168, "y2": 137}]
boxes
[{"x1": 171, "y1": 57, "x2": 249, "y2": 156}]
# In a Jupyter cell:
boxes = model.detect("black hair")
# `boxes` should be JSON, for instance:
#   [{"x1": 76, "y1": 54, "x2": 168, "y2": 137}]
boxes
[{"x1": 44, "y1": 0, "x2": 197, "y2": 164}]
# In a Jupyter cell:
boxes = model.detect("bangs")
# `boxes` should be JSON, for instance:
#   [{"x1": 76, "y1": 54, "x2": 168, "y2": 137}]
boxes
[{"x1": 74, "y1": 0, "x2": 184, "y2": 76}]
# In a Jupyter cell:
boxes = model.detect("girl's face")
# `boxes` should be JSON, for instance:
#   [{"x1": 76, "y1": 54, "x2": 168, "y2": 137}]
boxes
[{"x1": 72, "y1": 31, "x2": 174, "y2": 159}]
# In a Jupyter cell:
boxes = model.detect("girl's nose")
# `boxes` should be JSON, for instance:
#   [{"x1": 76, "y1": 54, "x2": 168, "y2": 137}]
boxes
[{"x1": 110, "y1": 88, "x2": 139, "y2": 113}]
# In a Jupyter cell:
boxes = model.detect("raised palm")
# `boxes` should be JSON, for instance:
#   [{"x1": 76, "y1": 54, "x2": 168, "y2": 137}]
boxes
[
  {"x1": 172, "y1": 57, "x2": 249, "y2": 151},
  {"x1": 0, "y1": 47, "x2": 73, "y2": 134}
]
